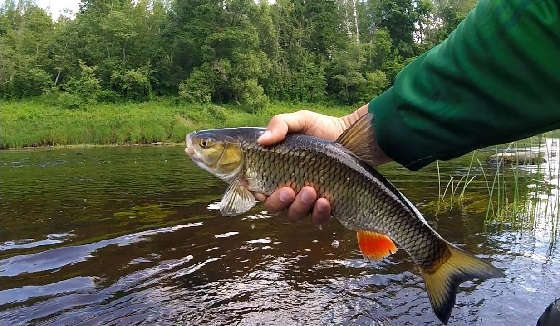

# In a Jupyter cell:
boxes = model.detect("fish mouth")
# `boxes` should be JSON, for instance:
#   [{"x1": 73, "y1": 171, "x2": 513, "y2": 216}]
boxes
[{"x1": 185, "y1": 133, "x2": 196, "y2": 159}]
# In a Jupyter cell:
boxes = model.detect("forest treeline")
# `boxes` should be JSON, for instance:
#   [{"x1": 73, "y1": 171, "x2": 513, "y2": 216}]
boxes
[{"x1": 0, "y1": 0, "x2": 476, "y2": 109}]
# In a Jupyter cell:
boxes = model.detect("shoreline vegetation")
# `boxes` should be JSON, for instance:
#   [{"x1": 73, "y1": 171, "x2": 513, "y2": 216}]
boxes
[
  {"x1": 1, "y1": 0, "x2": 475, "y2": 152},
  {"x1": 0, "y1": 98, "x2": 353, "y2": 150},
  {"x1": 1, "y1": 0, "x2": 477, "y2": 151}
]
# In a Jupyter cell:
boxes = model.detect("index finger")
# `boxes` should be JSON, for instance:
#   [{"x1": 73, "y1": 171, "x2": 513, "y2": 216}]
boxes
[{"x1": 257, "y1": 111, "x2": 311, "y2": 146}]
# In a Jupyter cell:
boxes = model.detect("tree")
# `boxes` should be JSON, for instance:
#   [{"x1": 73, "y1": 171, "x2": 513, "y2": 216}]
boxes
[
  {"x1": 0, "y1": 1, "x2": 54, "y2": 98},
  {"x1": 0, "y1": 0, "x2": 473, "y2": 104}
]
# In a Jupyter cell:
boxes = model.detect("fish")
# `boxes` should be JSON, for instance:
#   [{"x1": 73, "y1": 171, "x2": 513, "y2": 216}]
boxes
[
  {"x1": 185, "y1": 113, "x2": 504, "y2": 324},
  {"x1": 537, "y1": 298, "x2": 560, "y2": 326}
]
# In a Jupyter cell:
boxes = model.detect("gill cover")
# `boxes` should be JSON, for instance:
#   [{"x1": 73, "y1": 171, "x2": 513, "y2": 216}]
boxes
[
  {"x1": 188, "y1": 133, "x2": 244, "y2": 180},
  {"x1": 215, "y1": 142, "x2": 243, "y2": 177},
  {"x1": 186, "y1": 130, "x2": 256, "y2": 216}
]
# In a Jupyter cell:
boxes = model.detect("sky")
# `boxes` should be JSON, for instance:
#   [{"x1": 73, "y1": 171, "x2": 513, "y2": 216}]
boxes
[{"x1": 36, "y1": 0, "x2": 80, "y2": 19}]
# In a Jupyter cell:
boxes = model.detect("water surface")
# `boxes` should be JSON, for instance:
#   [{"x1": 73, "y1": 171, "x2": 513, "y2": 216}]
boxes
[{"x1": 0, "y1": 145, "x2": 558, "y2": 325}]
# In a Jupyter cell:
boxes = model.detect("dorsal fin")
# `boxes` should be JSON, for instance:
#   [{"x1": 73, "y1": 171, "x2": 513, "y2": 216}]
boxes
[
  {"x1": 357, "y1": 230, "x2": 397, "y2": 260},
  {"x1": 336, "y1": 113, "x2": 378, "y2": 167}
]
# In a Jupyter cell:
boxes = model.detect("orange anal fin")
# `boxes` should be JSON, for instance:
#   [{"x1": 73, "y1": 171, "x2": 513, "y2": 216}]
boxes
[{"x1": 357, "y1": 230, "x2": 397, "y2": 260}]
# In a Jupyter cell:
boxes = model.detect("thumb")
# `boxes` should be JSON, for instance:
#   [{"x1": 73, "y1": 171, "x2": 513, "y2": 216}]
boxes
[{"x1": 258, "y1": 111, "x2": 309, "y2": 146}]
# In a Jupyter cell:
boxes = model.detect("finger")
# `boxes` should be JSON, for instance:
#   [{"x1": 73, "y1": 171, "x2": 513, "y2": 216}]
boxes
[
  {"x1": 258, "y1": 111, "x2": 311, "y2": 146},
  {"x1": 264, "y1": 187, "x2": 295, "y2": 212},
  {"x1": 287, "y1": 186, "x2": 317, "y2": 222},
  {"x1": 254, "y1": 193, "x2": 267, "y2": 202},
  {"x1": 311, "y1": 198, "x2": 331, "y2": 225}
]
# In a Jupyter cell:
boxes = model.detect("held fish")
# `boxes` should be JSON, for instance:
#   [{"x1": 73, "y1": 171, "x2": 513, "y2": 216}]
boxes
[{"x1": 185, "y1": 113, "x2": 504, "y2": 324}]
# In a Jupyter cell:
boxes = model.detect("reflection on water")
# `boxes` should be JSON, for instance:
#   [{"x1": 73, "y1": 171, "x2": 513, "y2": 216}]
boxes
[
  {"x1": 0, "y1": 145, "x2": 558, "y2": 325},
  {"x1": 519, "y1": 138, "x2": 560, "y2": 246},
  {"x1": 0, "y1": 232, "x2": 74, "y2": 251}
]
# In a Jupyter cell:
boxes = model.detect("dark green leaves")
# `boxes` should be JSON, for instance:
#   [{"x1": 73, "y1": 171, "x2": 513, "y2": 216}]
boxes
[{"x1": 0, "y1": 0, "x2": 476, "y2": 105}]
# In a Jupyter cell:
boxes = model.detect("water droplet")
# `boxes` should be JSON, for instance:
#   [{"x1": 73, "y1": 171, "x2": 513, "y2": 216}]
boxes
[{"x1": 331, "y1": 240, "x2": 340, "y2": 248}]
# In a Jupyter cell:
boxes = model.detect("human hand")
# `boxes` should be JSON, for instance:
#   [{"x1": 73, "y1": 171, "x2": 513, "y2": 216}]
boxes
[{"x1": 255, "y1": 104, "x2": 372, "y2": 224}]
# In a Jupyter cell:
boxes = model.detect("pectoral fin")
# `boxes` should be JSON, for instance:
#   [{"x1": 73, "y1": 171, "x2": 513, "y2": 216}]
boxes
[
  {"x1": 357, "y1": 230, "x2": 397, "y2": 260},
  {"x1": 219, "y1": 179, "x2": 255, "y2": 216}
]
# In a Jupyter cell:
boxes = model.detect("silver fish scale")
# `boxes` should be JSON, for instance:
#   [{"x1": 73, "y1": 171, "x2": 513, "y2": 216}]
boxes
[{"x1": 240, "y1": 133, "x2": 447, "y2": 268}]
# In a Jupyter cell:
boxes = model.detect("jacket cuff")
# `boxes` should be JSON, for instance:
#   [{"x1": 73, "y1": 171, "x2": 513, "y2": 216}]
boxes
[{"x1": 368, "y1": 89, "x2": 434, "y2": 171}]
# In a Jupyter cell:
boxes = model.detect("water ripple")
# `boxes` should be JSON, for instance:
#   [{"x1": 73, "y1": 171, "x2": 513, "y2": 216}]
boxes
[{"x1": 0, "y1": 224, "x2": 199, "y2": 277}]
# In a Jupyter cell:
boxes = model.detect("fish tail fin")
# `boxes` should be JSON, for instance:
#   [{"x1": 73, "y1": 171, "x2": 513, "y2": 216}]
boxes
[{"x1": 420, "y1": 243, "x2": 504, "y2": 324}]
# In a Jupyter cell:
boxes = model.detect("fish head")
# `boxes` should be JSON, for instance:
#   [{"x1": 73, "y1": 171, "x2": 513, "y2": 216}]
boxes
[{"x1": 186, "y1": 128, "x2": 264, "y2": 181}]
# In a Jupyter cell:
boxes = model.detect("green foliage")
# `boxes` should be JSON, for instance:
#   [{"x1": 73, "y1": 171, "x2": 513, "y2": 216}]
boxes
[
  {"x1": 0, "y1": 1, "x2": 54, "y2": 98},
  {"x1": 63, "y1": 61, "x2": 102, "y2": 107},
  {"x1": 111, "y1": 67, "x2": 152, "y2": 101},
  {"x1": 178, "y1": 63, "x2": 217, "y2": 104},
  {"x1": 0, "y1": 100, "x2": 352, "y2": 149},
  {"x1": 2, "y1": 66, "x2": 52, "y2": 98},
  {"x1": 239, "y1": 79, "x2": 269, "y2": 112},
  {"x1": 361, "y1": 28, "x2": 393, "y2": 71},
  {"x1": 42, "y1": 91, "x2": 83, "y2": 109},
  {"x1": 289, "y1": 55, "x2": 328, "y2": 102},
  {"x1": 0, "y1": 0, "x2": 477, "y2": 105},
  {"x1": 363, "y1": 70, "x2": 389, "y2": 99}
]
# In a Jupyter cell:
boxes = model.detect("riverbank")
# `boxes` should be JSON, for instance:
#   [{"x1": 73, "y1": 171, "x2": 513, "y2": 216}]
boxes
[{"x1": 0, "y1": 99, "x2": 353, "y2": 149}]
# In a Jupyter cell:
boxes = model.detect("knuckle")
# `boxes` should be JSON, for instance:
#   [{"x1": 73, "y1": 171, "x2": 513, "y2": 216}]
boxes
[
  {"x1": 297, "y1": 110, "x2": 311, "y2": 118},
  {"x1": 270, "y1": 114, "x2": 285, "y2": 123}
]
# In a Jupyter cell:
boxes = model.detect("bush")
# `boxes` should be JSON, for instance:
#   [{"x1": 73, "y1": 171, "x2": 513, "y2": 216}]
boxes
[
  {"x1": 239, "y1": 79, "x2": 268, "y2": 112},
  {"x1": 1, "y1": 67, "x2": 51, "y2": 98},
  {"x1": 63, "y1": 61, "x2": 102, "y2": 105},
  {"x1": 111, "y1": 67, "x2": 152, "y2": 101},
  {"x1": 178, "y1": 64, "x2": 216, "y2": 103},
  {"x1": 289, "y1": 54, "x2": 327, "y2": 102},
  {"x1": 53, "y1": 92, "x2": 83, "y2": 109},
  {"x1": 361, "y1": 70, "x2": 389, "y2": 102},
  {"x1": 331, "y1": 71, "x2": 367, "y2": 104},
  {"x1": 40, "y1": 89, "x2": 95, "y2": 110},
  {"x1": 96, "y1": 89, "x2": 121, "y2": 103}
]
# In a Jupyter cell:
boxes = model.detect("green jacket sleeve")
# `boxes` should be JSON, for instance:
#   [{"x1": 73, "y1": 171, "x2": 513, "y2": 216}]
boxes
[{"x1": 369, "y1": 0, "x2": 560, "y2": 170}]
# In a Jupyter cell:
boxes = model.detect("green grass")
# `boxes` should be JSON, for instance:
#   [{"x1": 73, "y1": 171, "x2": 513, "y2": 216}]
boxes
[
  {"x1": 0, "y1": 98, "x2": 354, "y2": 149},
  {"x1": 430, "y1": 137, "x2": 560, "y2": 243}
]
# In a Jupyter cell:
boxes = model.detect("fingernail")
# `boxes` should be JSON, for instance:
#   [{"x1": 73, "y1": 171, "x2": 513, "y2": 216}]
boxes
[
  {"x1": 279, "y1": 190, "x2": 292, "y2": 203},
  {"x1": 258, "y1": 130, "x2": 271, "y2": 141},
  {"x1": 301, "y1": 190, "x2": 315, "y2": 204},
  {"x1": 317, "y1": 204, "x2": 328, "y2": 213}
]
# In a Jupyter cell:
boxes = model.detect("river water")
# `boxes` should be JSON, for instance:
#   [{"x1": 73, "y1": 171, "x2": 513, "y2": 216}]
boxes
[{"x1": 0, "y1": 144, "x2": 558, "y2": 325}]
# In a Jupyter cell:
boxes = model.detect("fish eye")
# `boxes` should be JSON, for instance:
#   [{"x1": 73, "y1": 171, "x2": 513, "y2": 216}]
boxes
[{"x1": 200, "y1": 138, "x2": 213, "y2": 149}]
